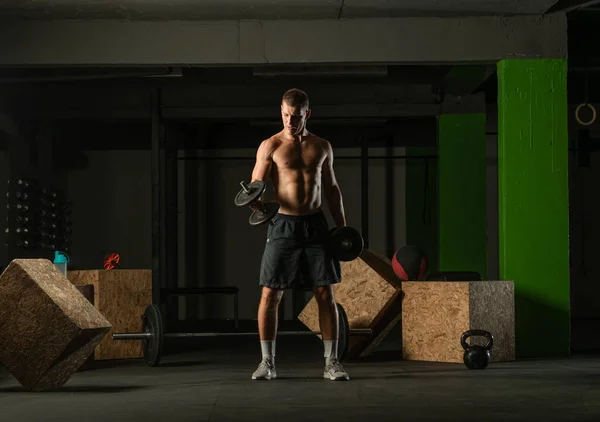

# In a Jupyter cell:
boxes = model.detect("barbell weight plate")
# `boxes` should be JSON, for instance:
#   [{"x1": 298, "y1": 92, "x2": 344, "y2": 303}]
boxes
[
  {"x1": 142, "y1": 304, "x2": 164, "y2": 367},
  {"x1": 234, "y1": 180, "x2": 267, "y2": 208},
  {"x1": 337, "y1": 303, "x2": 350, "y2": 362},
  {"x1": 249, "y1": 201, "x2": 280, "y2": 226},
  {"x1": 330, "y1": 226, "x2": 364, "y2": 261}
]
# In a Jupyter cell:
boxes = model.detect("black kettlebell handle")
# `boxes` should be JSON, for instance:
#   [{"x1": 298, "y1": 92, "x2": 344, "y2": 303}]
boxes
[{"x1": 460, "y1": 329, "x2": 494, "y2": 351}]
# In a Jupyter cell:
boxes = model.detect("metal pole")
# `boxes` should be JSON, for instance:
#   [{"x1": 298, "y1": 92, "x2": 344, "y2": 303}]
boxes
[
  {"x1": 112, "y1": 328, "x2": 372, "y2": 340},
  {"x1": 113, "y1": 333, "x2": 153, "y2": 340},
  {"x1": 385, "y1": 137, "x2": 395, "y2": 258},
  {"x1": 150, "y1": 88, "x2": 162, "y2": 307},
  {"x1": 360, "y1": 137, "x2": 369, "y2": 249},
  {"x1": 165, "y1": 121, "x2": 179, "y2": 331},
  {"x1": 164, "y1": 329, "x2": 373, "y2": 337}
]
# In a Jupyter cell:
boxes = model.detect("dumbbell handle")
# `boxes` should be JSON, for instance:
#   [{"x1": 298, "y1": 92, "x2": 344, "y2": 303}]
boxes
[
  {"x1": 255, "y1": 200, "x2": 268, "y2": 213},
  {"x1": 239, "y1": 181, "x2": 267, "y2": 212}
]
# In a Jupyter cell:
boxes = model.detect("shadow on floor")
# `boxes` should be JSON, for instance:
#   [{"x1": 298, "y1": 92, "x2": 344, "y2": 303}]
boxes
[{"x1": 0, "y1": 385, "x2": 146, "y2": 393}]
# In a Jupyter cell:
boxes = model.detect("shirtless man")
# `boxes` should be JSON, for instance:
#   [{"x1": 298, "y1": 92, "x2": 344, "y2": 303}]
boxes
[{"x1": 249, "y1": 88, "x2": 350, "y2": 381}]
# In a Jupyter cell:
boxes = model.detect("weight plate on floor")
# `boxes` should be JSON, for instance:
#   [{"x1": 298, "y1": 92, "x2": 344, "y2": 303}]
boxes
[
  {"x1": 142, "y1": 304, "x2": 164, "y2": 367},
  {"x1": 337, "y1": 303, "x2": 350, "y2": 362},
  {"x1": 249, "y1": 201, "x2": 280, "y2": 226},
  {"x1": 234, "y1": 180, "x2": 266, "y2": 208}
]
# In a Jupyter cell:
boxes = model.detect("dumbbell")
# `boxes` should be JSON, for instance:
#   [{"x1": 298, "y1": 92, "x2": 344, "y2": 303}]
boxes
[
  {"x1": 234, "y1": 180, "x2": 281, "y2": 226},
  {"x1": 329, "y1": 226, "x2": 364, "y2": 261}
]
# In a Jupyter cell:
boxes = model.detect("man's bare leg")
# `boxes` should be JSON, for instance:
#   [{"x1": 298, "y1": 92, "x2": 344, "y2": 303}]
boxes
[
  {"x1": 314, "y1": 286, "x2": 349, "y2": 380},
  {"x1": 258, "y1": 286, "x2": 284, "y2": 340},
  {"x1": 252, "y1": 286, "x2": 284, "y2": 380},
  {"x1": 314, "y1": 286, "x2": 339, "y2": 341}
]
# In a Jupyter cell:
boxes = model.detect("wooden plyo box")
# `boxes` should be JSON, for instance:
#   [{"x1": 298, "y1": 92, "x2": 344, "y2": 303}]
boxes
[
  {"x1": 75, "y1": 284, "x2": 96, "y2": 370},
  {"x1": 402, "y1": 281, "x2": 515, "y2": 363},
  {"x1": 0, "y1": 259, "x2": 112, "y2": 392},
  {"x1": 68, "y1": 270, "x2": 152, "y2": 360},
  {"x1": 298, "y1": 249, "x2": 402, "y2": 357}
]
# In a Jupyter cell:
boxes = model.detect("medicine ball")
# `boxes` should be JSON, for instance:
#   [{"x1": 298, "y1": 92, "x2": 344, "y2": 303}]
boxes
[{"x1": 391, "y1": 245, "x2": 428, "y2": 281}]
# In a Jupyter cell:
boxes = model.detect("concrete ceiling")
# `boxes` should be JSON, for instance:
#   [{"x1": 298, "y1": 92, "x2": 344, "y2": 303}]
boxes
[{"x1": 0, "y1": 0, "x2": 563, "y2": 21}]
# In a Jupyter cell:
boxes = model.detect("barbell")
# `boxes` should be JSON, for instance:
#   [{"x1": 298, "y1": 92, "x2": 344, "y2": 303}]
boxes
[{"x1": 112, "y1": 303, "x2": 370, "y2": 367}]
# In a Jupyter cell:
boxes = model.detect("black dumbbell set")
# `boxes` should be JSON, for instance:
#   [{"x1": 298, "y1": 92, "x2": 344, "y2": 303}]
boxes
[
  {"x1": 234, "y1": 180, "x2": 364, "y2": 262},
  {"x1": 5, "y1": 177, "x2": 72, "y2": 253}
]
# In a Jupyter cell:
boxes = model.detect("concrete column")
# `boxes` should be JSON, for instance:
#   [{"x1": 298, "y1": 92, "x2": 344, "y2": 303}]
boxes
[{"x1": 497, "y1": 59, "x2": 570, "y2": 358}]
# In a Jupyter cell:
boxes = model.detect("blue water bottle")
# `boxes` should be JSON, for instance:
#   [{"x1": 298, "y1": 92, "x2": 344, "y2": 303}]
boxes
[{"x1": 53, "y1": 250, "x2": 70, "y2": 277}]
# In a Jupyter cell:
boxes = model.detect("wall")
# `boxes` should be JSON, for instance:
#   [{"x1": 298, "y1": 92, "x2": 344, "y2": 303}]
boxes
[
  {"x1": 0, "y1": 16, "x2": 567, "y2": 66},
  {"x1": 67, "y1": 151, "x2": 152, "y2": 271},
  {"x1": 68, "y1": 146, "x2": 407, "y2": 321},
  {"x1": 568, "y1": 113, "x2": 600, "y2": 320},
  {"x1": 0, "y1": 150, "x2": 7, "y2": 269}
]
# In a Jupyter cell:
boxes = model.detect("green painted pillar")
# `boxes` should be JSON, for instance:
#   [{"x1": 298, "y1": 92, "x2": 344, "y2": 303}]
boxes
[
  {"x1": 406, "y1": 147, "x2": 438, "y2": 272},
  {"x1": 497, "y1": 59, "x2": 570, "y2": 358},
  {"x1": 437, "y1": 110, "x2": 487, "y2": 279}
]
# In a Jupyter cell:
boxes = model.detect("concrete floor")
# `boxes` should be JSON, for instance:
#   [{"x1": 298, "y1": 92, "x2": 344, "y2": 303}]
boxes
[{"x1": 1, "y1": 336, "x2": 599, "y2": 422}]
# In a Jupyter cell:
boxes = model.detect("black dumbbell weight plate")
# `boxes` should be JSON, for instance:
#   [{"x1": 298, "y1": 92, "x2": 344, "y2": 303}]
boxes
[
  {"x1": 234, "y1": 180, "x2": 267, "y2": 208},
  {"x1": 330, "y1": 226, "x2": 364, "y2": 261},
  {"x1": 249, "y1": 201, "x2": 280, "y2": 226},
  {"x1": 142, "y1": 304, "x2": 164, "y2": 367}
]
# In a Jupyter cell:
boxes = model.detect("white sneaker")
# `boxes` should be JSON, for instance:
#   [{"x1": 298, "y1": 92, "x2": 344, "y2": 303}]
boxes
[
  {"x1": 252, "y1": 357, "x2": 276, "y2": 380},
  {"x1": 323, "y1": 359, "x2": 350, "y2": 381}
]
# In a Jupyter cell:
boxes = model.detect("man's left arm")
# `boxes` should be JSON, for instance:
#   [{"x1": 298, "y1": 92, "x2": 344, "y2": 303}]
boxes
[{"x1": 322, "y1": 141, "x2": 346, "y2": 228}]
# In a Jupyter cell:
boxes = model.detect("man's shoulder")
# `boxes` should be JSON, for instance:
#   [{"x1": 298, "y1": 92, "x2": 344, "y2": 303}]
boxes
[
  {"x1": 259, "y1": 134, "x2": 282, "y2": 149},
  {"x1": 307, "y1": 133, "x2": 331, "y2": 148}
]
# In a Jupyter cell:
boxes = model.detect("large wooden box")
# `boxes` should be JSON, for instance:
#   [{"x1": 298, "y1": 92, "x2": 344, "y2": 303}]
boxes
[
  {"x1": 298, "y1": 249, "x2": 402, "y2": 357},
  {"x1": 75, "y1": 284, "x2": 96, "y2": 370},
  {"x1": 68, "y1": 269, "x2": 152, "y2": 360},
  {"x1": 0, "y1": 259, "x2": 111, "y2": 391},
  {"x1": 402, "y1": 281, "x2": 515, "y2": 363}
]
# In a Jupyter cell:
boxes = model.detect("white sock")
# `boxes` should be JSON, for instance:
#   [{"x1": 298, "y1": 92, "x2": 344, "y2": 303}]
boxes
[
  {"x1": 260, "y1": 340, "x2": 275, "y2": 361},
  {"x1": 323, "y1": 340, "x2": 338, "y2": 365}
]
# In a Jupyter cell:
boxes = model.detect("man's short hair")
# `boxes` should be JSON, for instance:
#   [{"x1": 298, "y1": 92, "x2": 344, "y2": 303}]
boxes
[{"x1": 282, "y1": 88, "x2": 309, "y2": 111}]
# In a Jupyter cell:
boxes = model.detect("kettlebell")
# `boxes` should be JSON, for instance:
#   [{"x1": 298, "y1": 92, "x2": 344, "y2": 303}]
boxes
[{"x1": 460, "y1": 329, "x2": 494, "y2": 370}]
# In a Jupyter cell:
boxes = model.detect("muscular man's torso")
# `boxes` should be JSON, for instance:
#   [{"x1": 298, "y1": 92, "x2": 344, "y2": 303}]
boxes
[{"x1": 266, "y1": 133, "x2": 328, "y2": 216}]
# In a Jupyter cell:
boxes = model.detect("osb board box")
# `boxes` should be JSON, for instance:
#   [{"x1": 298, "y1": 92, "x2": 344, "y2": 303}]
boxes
[
  {"x1": 75, "y1": 284, "x2": 96, "y2": 370},
  {"x1": 68, "y1": 270, "x2": 152, "y2": 360},
  {"x1": 402, "y1": 281, "x2": 515, "y2": 363},
  {"x1": 298, "y1": 249, "x2": 401, "y2": 357},
  {"x1": 0, "y1": 259, "x2": 112, "y2": 392}
]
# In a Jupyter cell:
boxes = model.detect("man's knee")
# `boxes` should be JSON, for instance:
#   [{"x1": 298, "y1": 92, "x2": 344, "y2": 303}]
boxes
[
  {"x1": 313, "y1": 285, "x2": 336, "y2": 306},
  {"x1": 260, "y1": 286, "x2": 284, "y2": 309}
]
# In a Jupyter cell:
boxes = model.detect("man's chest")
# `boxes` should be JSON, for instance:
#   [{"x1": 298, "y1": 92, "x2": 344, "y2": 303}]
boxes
[{"x1": 273, "y1": 145, "x2": 324, "y2": 169}]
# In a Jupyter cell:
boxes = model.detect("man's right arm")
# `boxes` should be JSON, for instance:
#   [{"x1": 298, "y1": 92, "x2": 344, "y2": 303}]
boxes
[
  {"x1": 249, "y1": 139, "x2": 274, "y2": 209},
  {"x1": 251, "y1": 139, "x2": 274, "y2": 184}
]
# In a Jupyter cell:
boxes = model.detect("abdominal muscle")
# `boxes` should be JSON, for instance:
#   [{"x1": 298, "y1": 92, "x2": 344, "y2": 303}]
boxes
[{"x1": 271, "y1": 167, "x2": 323, "y2": 216}]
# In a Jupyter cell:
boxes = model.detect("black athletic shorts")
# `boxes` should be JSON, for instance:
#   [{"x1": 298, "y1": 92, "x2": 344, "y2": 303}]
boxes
[{"x1": 259, "y1": 210, "x2": 342, "y2": 289}]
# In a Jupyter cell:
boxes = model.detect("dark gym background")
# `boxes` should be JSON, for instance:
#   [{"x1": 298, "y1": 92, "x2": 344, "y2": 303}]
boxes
[{"x1": 0, "y1": 4, "x2": 598, "y2": 353}]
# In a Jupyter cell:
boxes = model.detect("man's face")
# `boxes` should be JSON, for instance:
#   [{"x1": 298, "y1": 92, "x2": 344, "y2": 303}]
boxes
[{"x1": 281, "y1": 102, "x2": 310, "y2": 136}]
